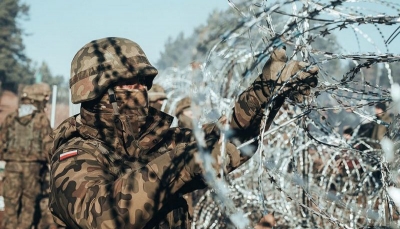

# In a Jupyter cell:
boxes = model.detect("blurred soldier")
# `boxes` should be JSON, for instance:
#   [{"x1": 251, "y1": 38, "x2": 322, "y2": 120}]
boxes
[
  {"x1": 173, "y1": 96, "x2": 200, "y2": 216},
  {"x1": 31, "y1": 82, "x2": 52, "y2": 112},
  {"x1": 342, "y1": 127, "x2": 353, "y2": 142},
  {"x1": 175, "y1": 97, "x2": 193, "y2": 129},
  {"x1": 27, "y1": 83, "x2": 59, "y2": 229},
  {"x1": 47, "y1": 37, "x2": 318, "y2": 228},
  {"x1": 148, "y1": 84, "x2": 168, "y2": 111},
  {"x1": 0, "y1": 84, "x2": 52, "y2": 229},
  {"x1": 371, "y1": 102, "x2": 392, "y2": 141}
]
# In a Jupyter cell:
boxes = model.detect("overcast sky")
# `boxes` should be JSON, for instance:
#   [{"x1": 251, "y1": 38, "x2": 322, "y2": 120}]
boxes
[{"x1": 21, "y1": 0, "x2": 400, "y2": 80}]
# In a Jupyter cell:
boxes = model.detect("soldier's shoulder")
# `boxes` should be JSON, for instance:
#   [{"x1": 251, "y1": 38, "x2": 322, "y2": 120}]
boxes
[{"x1": 51, "y1": 138, "x2": 108, "y2": 165}]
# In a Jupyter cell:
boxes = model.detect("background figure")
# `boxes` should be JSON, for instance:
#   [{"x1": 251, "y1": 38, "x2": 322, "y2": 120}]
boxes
[
  {"x1": 175, "y1": 97, "x2": 193, "y2": 129},
  {"x1": 174, "y1": 96, "x2": 207, "y2": 217},
  {"x1": 371, "y1": 102, "x2": 392, "y2": 141},
  {"x1": 148, "y1": 83, "x2": 168, "y2": 111},
  {"x1": 343, "y1": 127, "x2": 353, "y2": 142},
  {"x1": 0, "y1": 84, "x2": 52, "y2": 229},
  {"x1": 28, "y1": 83, "x2": 59, "y2": 229}
]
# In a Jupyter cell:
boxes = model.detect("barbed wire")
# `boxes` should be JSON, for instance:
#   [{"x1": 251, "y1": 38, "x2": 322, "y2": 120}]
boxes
[{"x1": 156, "y1": 0, "x2": 400, "y2": 228}]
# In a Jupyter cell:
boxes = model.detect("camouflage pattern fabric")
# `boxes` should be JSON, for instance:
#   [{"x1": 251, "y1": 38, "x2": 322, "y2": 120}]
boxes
[
  {"x1": 2, "y1": 161, "x2": 42, "y2": 229},
  {"x1": 148, "y1": 84, "x2": 167, "y2": 103},
  {"x1": 371, "y1": 112, "x2": 392, "y2": 141},
  {"x1": 175, "y1": 97, "x2": 191, "y2": 117},
  {"x1": 37, "y1": 165, "x2": 59, "y2": 229},
  {"x1": 37, "y1": 196, "x2": 59, "y2": 229},
  {"x1": 0, "y1": 111, "x2": 52, "y2": 162},
  {"x1": 48, "y1": 47, "x2": 318, "y2": 228},
  {"x1": 0, "y1": 109, "x2": 52, "y2": 229},
  {"x1": 48, "y1": 85, "x2": 272, "y2": 228},
  {"x1": 70, "y1": 37, "x2": 158, "y2": 104}
]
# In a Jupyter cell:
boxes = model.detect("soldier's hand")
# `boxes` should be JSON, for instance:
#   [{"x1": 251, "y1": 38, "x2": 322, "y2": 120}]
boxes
[
  {"x1": 209, "y1": 141, "x2": 241, "y2": 173},
  {"x1": 261, "y1": 47, "x2": 319, "y2": 103}
]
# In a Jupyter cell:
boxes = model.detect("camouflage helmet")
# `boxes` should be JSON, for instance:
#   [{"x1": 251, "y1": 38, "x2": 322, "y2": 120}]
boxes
[
  {"x1": 148, "y1": 84, "x2": 167, "y2": 102},
  {"x1": 175, "y1": 97, "x2": 191, "y2": 116},
  {"x1": 31, "y1": 83, "x2": 51, "y2": 101},
  {"x1": 21, "y1": 84, "x2": 49, "y2": 101},
  {"x1": 70, "y1": 37, "x2": 158, "y2": 104}
]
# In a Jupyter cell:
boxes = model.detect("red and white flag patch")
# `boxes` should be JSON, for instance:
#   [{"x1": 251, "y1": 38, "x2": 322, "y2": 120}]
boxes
[{"x1": 60, "y1": 150, "x2": 78, "y2": 161}]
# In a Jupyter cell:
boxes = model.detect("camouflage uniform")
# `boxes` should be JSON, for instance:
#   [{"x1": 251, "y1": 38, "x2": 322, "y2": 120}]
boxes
[
  {"x1": 175, "y1": 97, "x2": 192, "y2": 129},
  {"x1": 26, "y1": 83, "x2": 60, "y2": 229},
  {"x1": 148, "y1": 84, "x2": 167, "y2": 111},
  {"x1": 0, "y1": 85, "x2": 52, "y2": 229},
  {"x1": 47, "y1": 38, "x2": 318, "y2": 228}
]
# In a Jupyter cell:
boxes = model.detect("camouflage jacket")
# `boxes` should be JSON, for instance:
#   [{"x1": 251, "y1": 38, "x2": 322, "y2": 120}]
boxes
[
  {"x1": 0, "y1": 110, "x2": 52, "y2": 162},
  {"x1": 48, "y1": 75, "x2": 280, "y2": 229},
  {"x1": 371, "y1": 113, "x2": 392, "y2": 141}
]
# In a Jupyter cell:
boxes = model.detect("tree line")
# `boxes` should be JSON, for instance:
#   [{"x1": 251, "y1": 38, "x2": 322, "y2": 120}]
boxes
[
  {"x1": 1, "y1": 0, "x2": 397, "y2": 105},
  {"x1": 0, "y1": 0, "x2": 68, "y2": 103}
]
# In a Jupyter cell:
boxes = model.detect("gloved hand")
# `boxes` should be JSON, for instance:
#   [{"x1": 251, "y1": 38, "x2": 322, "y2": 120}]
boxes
[
  {"x1": 209, "y1": 140, "x2": 241, "y2": 173},
  {"x1": 261, "y1": 47, "x2": 319, "y2": 103}
]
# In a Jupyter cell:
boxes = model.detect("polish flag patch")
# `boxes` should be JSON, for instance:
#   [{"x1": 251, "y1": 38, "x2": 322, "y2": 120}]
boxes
[{"x1": 59, "y1": 150, "x2": 78, "y2": 161}]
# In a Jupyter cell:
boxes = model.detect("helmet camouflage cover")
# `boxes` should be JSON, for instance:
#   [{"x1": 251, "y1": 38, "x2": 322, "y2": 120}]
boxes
[
  {"x1": 21, "y1": 83, "x2": 50, "y2": 101},
  {"x1": 32, "y1": 83, "x2": 51, "y2": 101},
  {"x1": 148, "y1": 84, "x2": 167, "y2": 102},
  {"x1": 70, "y1": 37, "x2": 158, "y2": 104},
  {"x1": 175, "y1": 97, "x2": 191, "y2": 116}
]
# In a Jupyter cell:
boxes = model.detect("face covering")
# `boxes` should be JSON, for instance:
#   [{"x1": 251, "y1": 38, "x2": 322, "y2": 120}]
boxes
[
  {"x1": 111, "y1": 88, "x2": 149, "y2": 152},
  {"x1": 114, "y1": 88, "x2": 149, "y2": 134},
  {"x1": 18, "y1": 104, "x2": 37, "y2": 117}
]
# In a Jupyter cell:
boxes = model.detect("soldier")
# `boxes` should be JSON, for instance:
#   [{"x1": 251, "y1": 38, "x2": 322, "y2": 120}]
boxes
[
  {"x1": 31, "y1": 82, "x2": 51, "y2": 112},
  {"x1": 26, "y1": 83, "x2": 59, "y2": 229},
  {"x1": 175, "y1": 97, "x2": 193, "y2": 129},
  {"x1": 371, "y1": 102, "x2": 392, "y2": 141},
  {"x1": 148, "y1": 84, "x2": 168, "y2": 111},
  {"x1": 0, "y1": 84, "x2": 52, "y2": 229},
  {"x1": 47, "y1": 37, "x2": 318, "y2": 228}
]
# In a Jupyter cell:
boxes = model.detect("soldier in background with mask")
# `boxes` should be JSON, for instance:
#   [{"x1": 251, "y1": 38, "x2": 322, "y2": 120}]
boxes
[
  {"x1": 175, "y1": 97, "x2": 193, "y2": 129},
  {"x1": 0, "y1": 84, "x2": 52, "y2": 229},
  {"x1": 47, "y1": 37, "x2": 318, "y2": 228},
  {"x1": 148, "y1": 84, "x2": 168, "y2": 111},
  {"x1": 26, "y1": 83, "x2": 60, "y2": 229},
  {"x1": 31, "y1": 83, "x2": 51, "y2": 112}
]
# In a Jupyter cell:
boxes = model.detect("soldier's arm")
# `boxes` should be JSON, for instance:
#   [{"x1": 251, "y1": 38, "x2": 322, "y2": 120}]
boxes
[
  {"x1": 51, "y1": 142, "x2": 199, "y2": 228},
  {"x1": 39, "y1": 113, "x2": 53, "y2": 162},
  {"x1": 230, "y1": 75, "x2": 283, "y2": 139},
  {"x1": 224, "y1": 49, "x2": 318, "y2": 169},
  {"x1": 0, "y1": 113, "x2": 14, "y2": 159}
]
